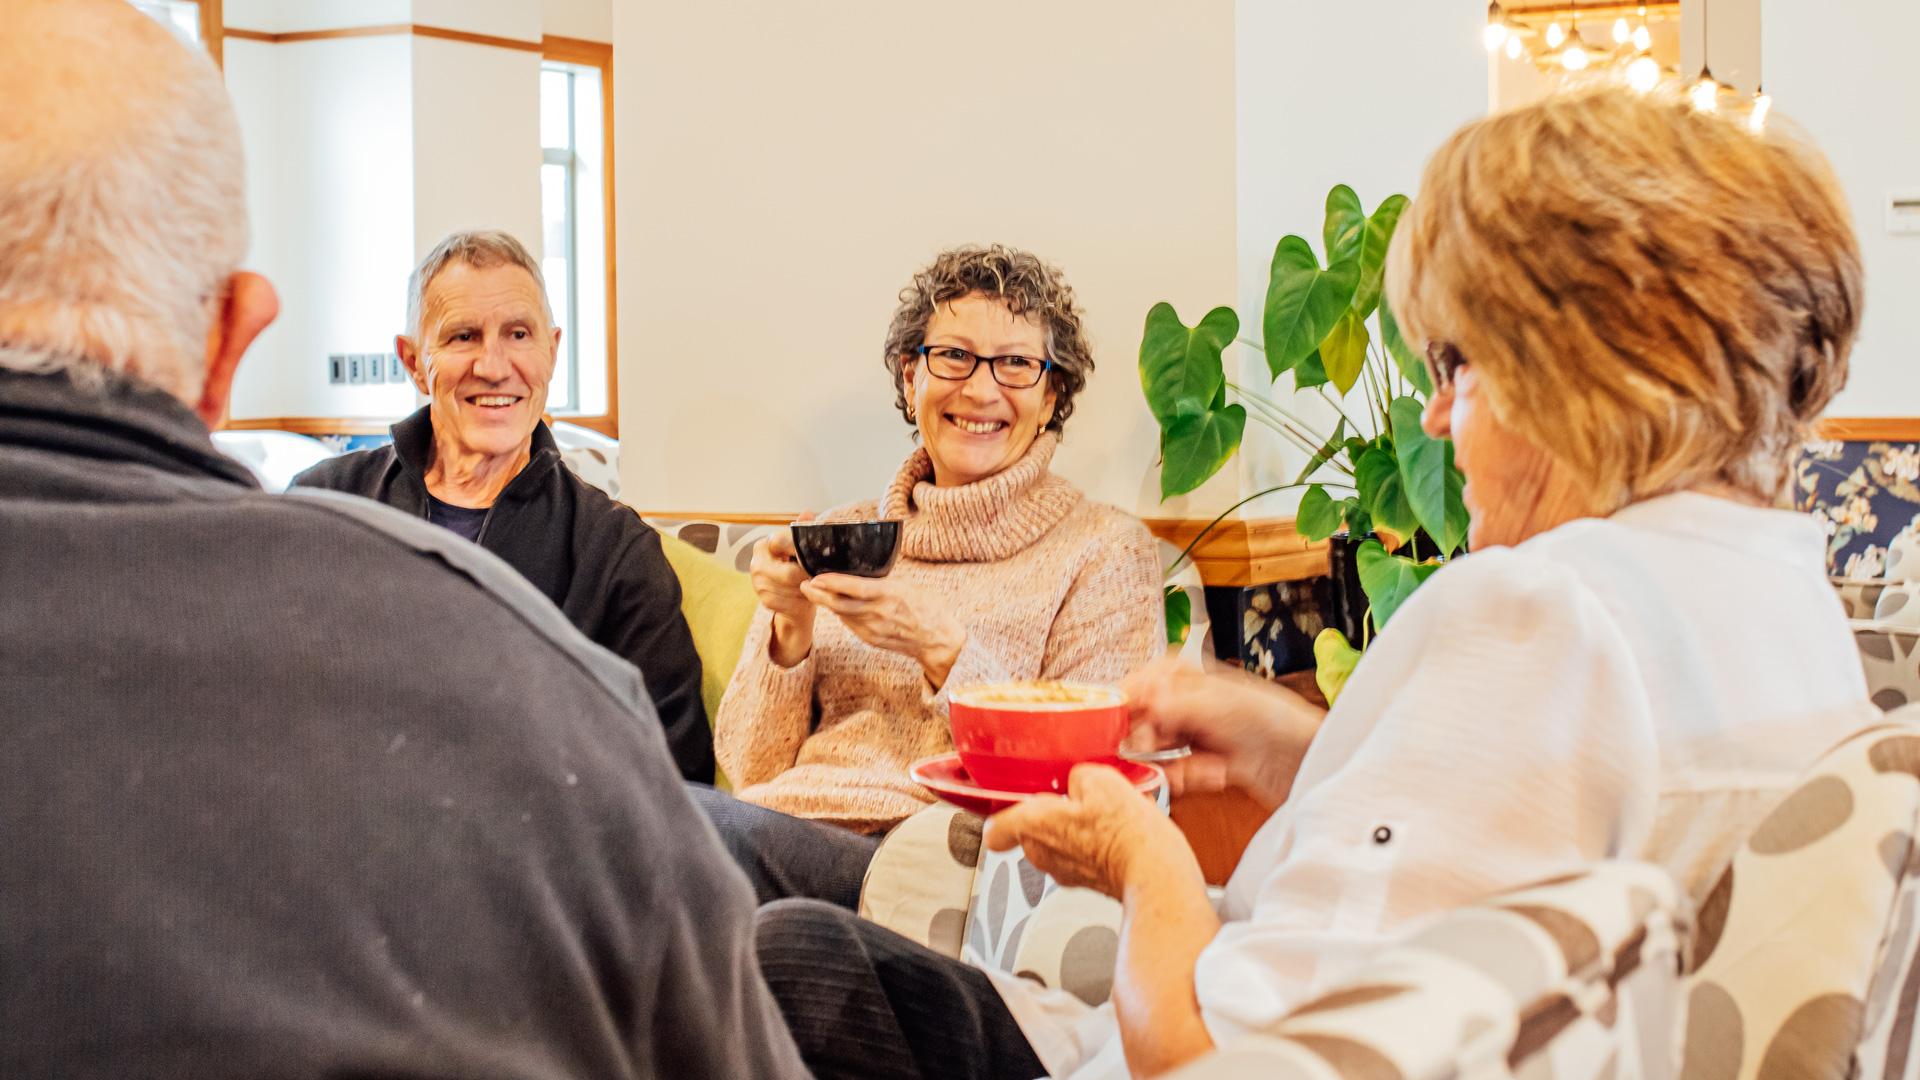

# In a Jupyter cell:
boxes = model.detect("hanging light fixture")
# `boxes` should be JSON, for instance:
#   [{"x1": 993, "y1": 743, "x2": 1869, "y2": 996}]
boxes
[
  {"x1": 1484, "y1": 2, "x2": 1511, "y2": 51},
  {"x1": 1613, "y1": 16, "x2": 1631, "y2": 43},
  {"x1": 1506, "y1": 33, "x2": 1525, "y2": 60},
  {"x1": 1560, "y1": 0, "x2": 1589, "y2": 72},
  {"x1": 1633, "y1": 4, "x2": 1654, "y2": 51},
  {"x1": 1546, "y1": 20, "x2": 1566, "y2": 48},
  {"x1": 1628, "y1": 55, "x2": 1662, "y2": 91},
  {"x1": 1749, "y1": 86, "x2": 1773, "y2": 133}
]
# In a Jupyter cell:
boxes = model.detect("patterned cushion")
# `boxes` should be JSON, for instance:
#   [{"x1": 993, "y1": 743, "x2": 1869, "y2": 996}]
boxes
[
  {"x1": 1838, "y1": 578, "x2": 1893, "y2": 621},
  {"x1": 641, "y1": 517, "x2": 780, "y2": 574},
  {"x1": 549, "y1": 421, "x2": 621, "y2": 499},
  {"x1": 1681, "y1": 717, "x2": 1920, "y2": 1079},
  {"x1": 1877, "y1": 583, "x2": 1920, "y2": 629},
  {"x1": 1164, "y1": 860, "x2": 1684, "y2": 1080},
  {"x1": 856, "y1": 803, "x2": 982, "y2": 956},
  {"x1": 1795, "y1": 438, "x2": 1920, "y2": 577},
  {"x1": 1856, "y1": 626, "x2": 1920, "y2": 713}
]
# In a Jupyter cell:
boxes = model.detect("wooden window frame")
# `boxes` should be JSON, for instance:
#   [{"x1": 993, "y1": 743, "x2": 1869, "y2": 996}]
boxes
[{"x1": 540, "y1": 35, "x2": 619, "y2": 439}]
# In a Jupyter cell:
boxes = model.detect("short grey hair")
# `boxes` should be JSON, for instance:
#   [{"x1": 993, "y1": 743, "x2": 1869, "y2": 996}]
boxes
[
  {"x1": 405, "y1": 230, "x2": 552, "y2": 342},
  {"x1": 0, "y1": 0, "x2": 248, "y2": 400}
]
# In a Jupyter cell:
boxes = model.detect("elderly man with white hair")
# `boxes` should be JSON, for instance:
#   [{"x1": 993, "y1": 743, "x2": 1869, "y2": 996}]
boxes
[
  {"x1": 0, "y1": 3, "x2": 803, "y2": 1077},
  {"x1": 293, "y1": 230, "x2": 711, "y2": 784}
]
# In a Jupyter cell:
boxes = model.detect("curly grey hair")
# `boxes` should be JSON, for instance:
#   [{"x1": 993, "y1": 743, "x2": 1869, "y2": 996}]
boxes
[{"x1": 881, "y1": 244, "x2": 1093, "y2": 434}]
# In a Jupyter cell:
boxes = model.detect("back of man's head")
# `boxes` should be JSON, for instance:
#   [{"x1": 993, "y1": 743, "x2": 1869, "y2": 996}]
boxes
[{"x1": 0, "y1": 0, "x2": 248, "y2": 402}]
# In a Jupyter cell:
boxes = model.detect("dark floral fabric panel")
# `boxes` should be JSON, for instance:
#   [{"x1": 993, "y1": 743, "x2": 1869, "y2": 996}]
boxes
[{"x1": 1794, "y1": 440, "x2": 1920, "y2": 578}]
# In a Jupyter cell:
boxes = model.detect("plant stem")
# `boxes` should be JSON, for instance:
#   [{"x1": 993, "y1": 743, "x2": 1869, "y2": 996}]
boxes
[
  {"x1": 1242, "y1": 407, "x2": 1328, "y2": 461},
  {"x1": 1312, "y1": 386, "x2": 1364, "y2": 436}
]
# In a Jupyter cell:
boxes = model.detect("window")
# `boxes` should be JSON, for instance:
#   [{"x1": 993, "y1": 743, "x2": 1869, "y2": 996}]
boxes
[
  {"x1": 539, "y1": 46, "x2": 615, "y2": 432},
  {"x1": 130, "y1": 0, "x2": 222, "y2": 65}
]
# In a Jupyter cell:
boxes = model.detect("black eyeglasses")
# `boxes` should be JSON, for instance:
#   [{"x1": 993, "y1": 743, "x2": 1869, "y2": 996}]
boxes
[
  {"x1": 1424, "y1": 341, "x2": 1467, "y2": 393},
  {"x1": 914, "y1": 345, "x2": 1054, "y2": 390}
]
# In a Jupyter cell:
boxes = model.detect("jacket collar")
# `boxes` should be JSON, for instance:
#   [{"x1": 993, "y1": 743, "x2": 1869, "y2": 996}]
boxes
[
  {"x1": 0, "y1": 364, "x2": 259, "y2": 489},
  {"x1": 388, "y1": 405, "x2": 562, "y2": 504}
]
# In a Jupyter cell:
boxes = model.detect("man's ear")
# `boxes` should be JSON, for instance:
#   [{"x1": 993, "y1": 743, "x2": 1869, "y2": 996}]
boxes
[
  {"x1": 195, "y1": 271, "x2": 278, "y2": 428},
  {"x1": 396, "y1": 334, "x2": 430, "y2": 396}
]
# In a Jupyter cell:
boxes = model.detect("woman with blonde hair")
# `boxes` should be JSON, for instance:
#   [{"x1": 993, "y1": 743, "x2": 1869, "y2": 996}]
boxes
[{"x1": 753, "y1": 85, "x2": 1878, "y2": 1080}]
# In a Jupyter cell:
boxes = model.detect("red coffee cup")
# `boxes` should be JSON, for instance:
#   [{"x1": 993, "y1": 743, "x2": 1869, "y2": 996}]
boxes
[{"x1": 948, "y1": 681, "x2": 1130, "y2": 794}]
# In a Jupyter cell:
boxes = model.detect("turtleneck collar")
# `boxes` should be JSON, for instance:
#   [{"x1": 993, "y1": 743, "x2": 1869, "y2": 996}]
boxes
[{"x1": 879, "y1": 431, "x2": 1083, "y2": 562}]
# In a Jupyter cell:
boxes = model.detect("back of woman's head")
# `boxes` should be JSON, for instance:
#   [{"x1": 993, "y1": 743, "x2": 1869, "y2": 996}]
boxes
[{"x1": 1387, "y1": 84, "x2": 1862, "y2": 507}]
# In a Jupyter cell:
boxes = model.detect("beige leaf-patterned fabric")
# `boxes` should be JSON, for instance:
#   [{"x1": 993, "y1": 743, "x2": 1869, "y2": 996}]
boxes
[
  {"x1": 1681, "y1": 716, "x2": 1920, "y2": 1080},
  {"x1": 1877, "y1": 584, "x2": 1920, "y2": 630},
  {"x1": 1163, "y1": 861, "x2": 1683, "y2": 1080},
  {"x1": 1855, "y1": 626, "x2": 1920, "y2": 712},
  {"x1": 1839, "y1": 578, "x2": 1894, "y2": 621},
  {"x1": 856, "y1": 803, "x2": 983, "y2": 956}
]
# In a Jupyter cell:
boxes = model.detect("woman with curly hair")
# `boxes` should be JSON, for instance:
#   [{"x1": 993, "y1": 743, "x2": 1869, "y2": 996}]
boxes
[{"x1": 692, "y1": 244, "x2": 1164, "y2": 908}]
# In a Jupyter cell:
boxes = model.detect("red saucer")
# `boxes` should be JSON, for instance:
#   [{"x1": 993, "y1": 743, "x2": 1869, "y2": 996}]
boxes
[{"x1": 908, "y1": 753, "x2": 1165, "y2": 817}]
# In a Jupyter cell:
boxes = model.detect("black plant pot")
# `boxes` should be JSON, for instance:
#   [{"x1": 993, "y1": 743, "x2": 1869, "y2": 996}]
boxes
[{"x1": 1325, "y1": 533, "x2": 1372, "y2": 645}]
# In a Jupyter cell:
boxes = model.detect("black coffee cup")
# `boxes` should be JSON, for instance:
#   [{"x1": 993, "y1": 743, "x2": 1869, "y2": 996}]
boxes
[{"x1": 790, "y1": 520, "x2": 902, "y2": 578}]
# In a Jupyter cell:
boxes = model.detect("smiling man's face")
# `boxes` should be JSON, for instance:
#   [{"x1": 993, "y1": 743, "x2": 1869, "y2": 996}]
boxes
[{"x1": 401, "y1": 260, "x2": 559, "y2": 465}]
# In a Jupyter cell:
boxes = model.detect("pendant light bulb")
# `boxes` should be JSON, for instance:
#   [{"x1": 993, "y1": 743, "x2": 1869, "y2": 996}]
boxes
[
  {"x1": 1613, "y1": 17, "x2": 1631, "y2": 43},
  {"x1": 1690, "y1": 73, "x2": 1720, "y2": 113},
  {"x1": 1506, "y1": 34, "x2": 1524, "y2": 60},
  {"x1": 1633, "y1": 23, "x2": 1653, "y2": 51},
  {"x1": 1546, "y1": 21, "x2": 1566, "y2": 48},
  {"x1": 1484, "y1": 20, "x2": 1510, "y2": 51},
  {"x1": 1561, "y1": 41, "x2": 1591, "y2": 71},
  {"x1": 1627, "y1": 55, "x2": 1661, "y2": 92},
  {"x1": 1749, "y1": 90, "x2": 1773, "y2": 133}
]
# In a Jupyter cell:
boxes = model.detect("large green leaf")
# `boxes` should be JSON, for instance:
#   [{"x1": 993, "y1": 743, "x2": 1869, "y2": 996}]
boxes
[
  {"x1": 1354, "y1": 446, "x2": 1418, "y2": 543},
  {"x1": 1319, "y1": 308, "x2": 1371, "y2": 395},
  {"x1": 1292, "y1": 417, "x2": 1347, "y2": 485},
  {"x1": 1263, "y1": 236, "x2": 1360, "y2": 380},
  {"x1": 1379, "y1": 292, "x2": 1430, "y2": 396},
  {"x1": 1313, "y1": 627, "x2": 1363, "y2": 705},
  {"x1": 1159, "y1": 404, "x2": 1247, "y2": 499},
  {"x1": 1163, "y1": 585, "x2": 1192, "y2": 646},
  {"x1": 1138, "y1": 302, "x2": 1238, "y2": 426},
  {"x1": 1353, "y1": 194, "x2": 1409, "y2": 318},
  {"x1": 1296, "y1": 484, "x2": 1343, "y2": 541},
  {"x1": 1293, "y1": 349, "x2": 1328, "y2": 391},
  {"x1": 1323, "y1": 185, "x2": 1366, "y2": 266},
  {"x1": 1356, "y1": 539, "x2": 1440, "y2": 629},
  {"x1": 1385, "y1": 396, "x2": 1469, "y2": 555}
]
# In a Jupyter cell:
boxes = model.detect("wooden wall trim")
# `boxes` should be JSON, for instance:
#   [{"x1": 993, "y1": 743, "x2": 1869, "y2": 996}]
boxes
[
  {"x1": 635, "y1": 512, "x2": 1327, "y2": 586},
  {"x1": 221, "y1": 416, "x2": 392, "y2": 436},
  {"x1": 540, "y1": 33, "x2": 620, "y2": 439},
  {"x1": 1816, "y1": 418, "x2": 1920, "y2": 443},
  {"x1": 221, "y1": 23, "x2": 546, "y2": 52},
  {"x1": 199, "y1": 0, "x2": 224, "y2": 65}
]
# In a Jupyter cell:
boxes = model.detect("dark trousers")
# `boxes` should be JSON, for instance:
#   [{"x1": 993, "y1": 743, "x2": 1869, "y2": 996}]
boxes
[
  {"x1": 687, "y1": 784, "x2": 882, "y2": 908},
  {"x1": 754, "y1": 899, "x2": 1047, "y2": 1080}
]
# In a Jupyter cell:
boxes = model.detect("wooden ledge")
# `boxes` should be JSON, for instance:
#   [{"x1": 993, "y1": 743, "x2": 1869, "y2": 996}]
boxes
[{"x1": 1816, "y1": 418, "x2": 1920, "y2": 443}]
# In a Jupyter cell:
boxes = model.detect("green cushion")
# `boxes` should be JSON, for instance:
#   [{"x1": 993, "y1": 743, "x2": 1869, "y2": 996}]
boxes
[{"x1": 658, "y1": 531, "x2": 760, "y2": 790}]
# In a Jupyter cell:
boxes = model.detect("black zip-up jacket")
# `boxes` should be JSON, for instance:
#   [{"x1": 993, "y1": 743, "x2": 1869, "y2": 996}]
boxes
[
  {"x1": 0, "y1": 367, "x2": 805, "y2": 1079},
  {"x1": 291, "y1": 408, "x2": 712, "y2": 783}
]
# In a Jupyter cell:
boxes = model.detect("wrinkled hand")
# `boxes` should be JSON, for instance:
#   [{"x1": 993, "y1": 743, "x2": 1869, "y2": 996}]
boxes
[
  {"x1": 750, "y1": 515, "x2": 816, "y2": 666},
  {"x1": 1121, "y1": 656, "x2": 1324, "y2": 807},
  {"x1": 985, "y1": 765, "x2": 1192, "y2": 900},
  {"x1": 801, "y1": 572, "x2": 966, "y2": 686}
]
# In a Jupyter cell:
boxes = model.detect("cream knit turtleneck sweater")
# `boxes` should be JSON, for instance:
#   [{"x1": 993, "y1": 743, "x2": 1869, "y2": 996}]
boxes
[{"x1": 713, "y1": 433, "x2": 1165, "y2": 833}]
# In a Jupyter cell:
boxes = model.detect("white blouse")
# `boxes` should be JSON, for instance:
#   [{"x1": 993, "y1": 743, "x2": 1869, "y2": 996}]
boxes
[{"x1": 989, "y1": 492, "x2": 1875, "y2": 1079}]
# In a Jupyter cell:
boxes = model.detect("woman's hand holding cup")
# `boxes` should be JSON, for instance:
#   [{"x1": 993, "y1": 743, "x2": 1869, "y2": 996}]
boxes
[
  {"x1": 1120, "y1": 657, "x2": 1326, "y2": 807},
  {"x1": 750, "y1": 514, "x2": 817, "y2": 667}
]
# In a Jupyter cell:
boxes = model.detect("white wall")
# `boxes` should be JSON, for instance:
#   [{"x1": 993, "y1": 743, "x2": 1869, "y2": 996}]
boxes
[
  {"x1": 613, "y1": 0, "x2": 1238, "y2": 515},
  {"x1": 541, "y1": 0, "x2": 609, "y2": 42},
  {"x1": 226, "y1": 37, "x2": 417, "y2": 420},
  {"x1": 1232, "y1": 0, "x2": 1486, "y2": 515},
  {"x1": 410, "y1": 37, "x2": 542, "y2": 257},
  {"x1": 1767, "y1": 0, "x2": 1920, "y2": 418}
]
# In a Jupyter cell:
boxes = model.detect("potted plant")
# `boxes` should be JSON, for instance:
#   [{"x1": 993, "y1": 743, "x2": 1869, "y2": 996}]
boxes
[{"x1": 1140, "y1": 184, "x2": 1469, "y2": 694}]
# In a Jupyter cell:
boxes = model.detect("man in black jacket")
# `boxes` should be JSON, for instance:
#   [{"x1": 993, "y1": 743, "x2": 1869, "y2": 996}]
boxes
[
  {"x1": 0, "y1": 3, "x2": 799, "y2": 1076},
  {"x1": 292, "y1": 231, "x2": 712, "y2": 783}
]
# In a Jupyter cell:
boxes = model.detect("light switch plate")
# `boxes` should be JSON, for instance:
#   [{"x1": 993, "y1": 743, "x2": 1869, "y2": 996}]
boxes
[
  {"x1": 327, "y1": 354, "x2": 346, "y2": 385},
  {"x1": 1890, "y1": 189, "x2": 1920, "y2": 235}
]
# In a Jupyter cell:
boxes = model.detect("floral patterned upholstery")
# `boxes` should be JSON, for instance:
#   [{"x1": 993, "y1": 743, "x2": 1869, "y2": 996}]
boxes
[
  {"x1": 1680, "y1": 716, "x2": 1920, "y2": 1080},
  {"x1": 1166, "y1": 861, "x2": 1684, "y2": 1080},
  {"x1": 1797, "y1": 439, "x2": 1920, "y2": 578}
]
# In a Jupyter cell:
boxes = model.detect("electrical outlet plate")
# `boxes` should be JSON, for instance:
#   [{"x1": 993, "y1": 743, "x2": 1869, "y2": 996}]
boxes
[
  {"x1": 1890, "y1": 189, "x2": 1920, "y2": 235},
  {"x1": 347, "y1": 354, "x2": 365, "y2": 384},
  {"x1": 388, "y1": 353, "x2": 405, "y2": 384},
  {"x1": 364, "y1": 352, "x2": 385, "y2": 383}
]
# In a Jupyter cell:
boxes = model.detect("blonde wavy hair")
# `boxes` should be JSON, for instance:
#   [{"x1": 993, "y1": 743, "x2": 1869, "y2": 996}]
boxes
[
  {"x1": 1386, "y1": 84, "x2": 1863, "y2": 508},
  {"x1": 881, "y1": 244, "x2": 1093, "y2": 434}
]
